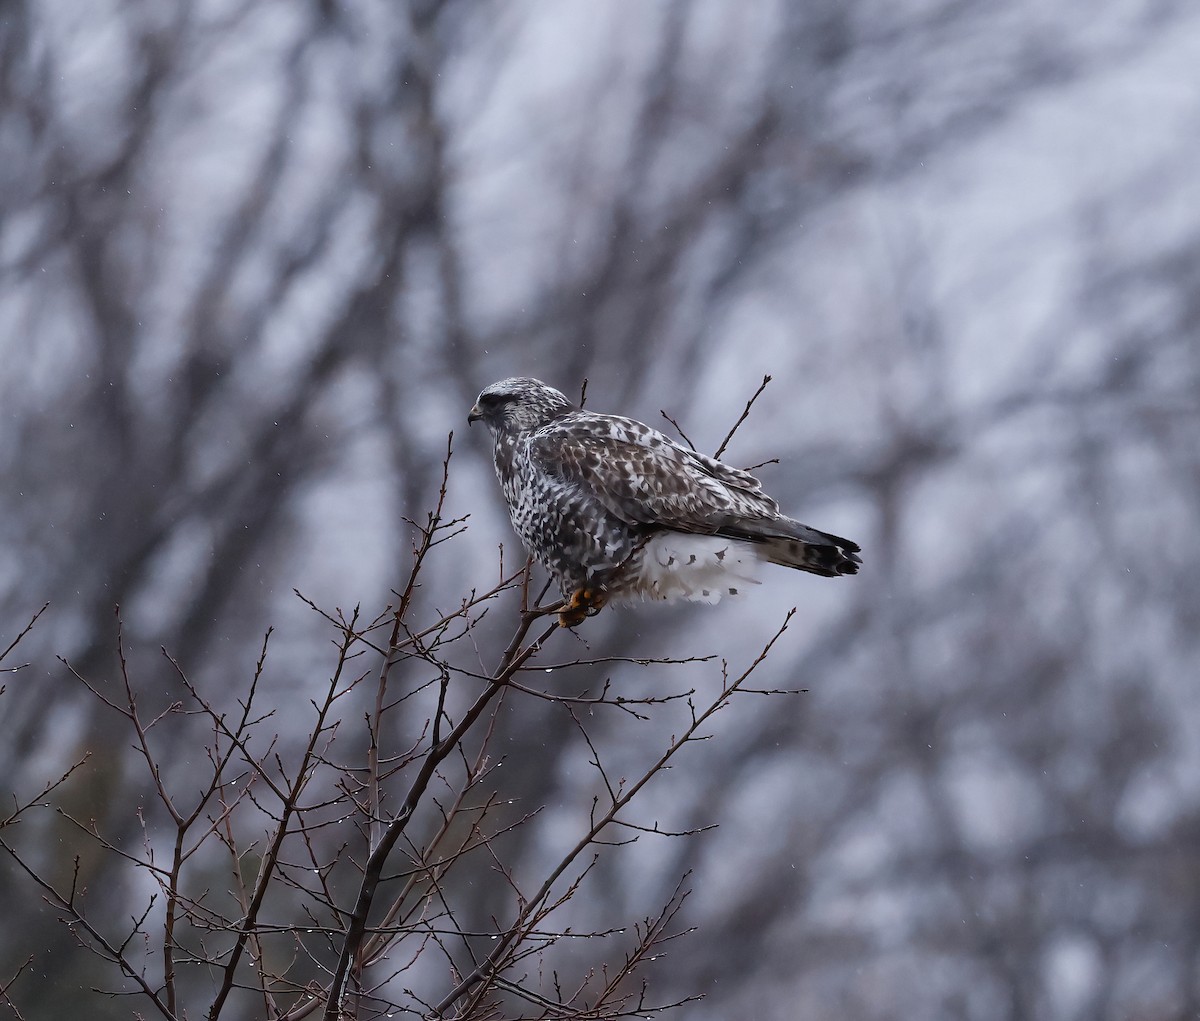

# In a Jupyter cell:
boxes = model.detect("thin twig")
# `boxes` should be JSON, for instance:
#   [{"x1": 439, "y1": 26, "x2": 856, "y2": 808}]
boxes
[
  {"x1": 714, "y1": 373, "x2": 772, "y2": 459},
  {"x1": 0, "y1": 954, "x2": 33, "y2": 1021},
  {"x1": 0, "y1": 601, "x2": 49, "y2": 670},
  {"x1": 659, "y1": 410, "x2": 696, "y2": 451}
]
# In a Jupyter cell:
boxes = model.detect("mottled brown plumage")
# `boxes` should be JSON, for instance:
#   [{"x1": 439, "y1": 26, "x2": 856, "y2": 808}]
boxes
[{"x1": 469, "y1": 377, "x2": 860, "y2": 625}]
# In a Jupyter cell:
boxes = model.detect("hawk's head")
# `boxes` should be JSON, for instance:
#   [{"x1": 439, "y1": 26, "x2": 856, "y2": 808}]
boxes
[{"x1": 468, "y1": 377, "x2": 574, "y2": 436}]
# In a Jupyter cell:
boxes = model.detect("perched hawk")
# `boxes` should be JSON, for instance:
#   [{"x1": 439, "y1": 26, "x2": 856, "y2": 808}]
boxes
[{"x1": 469, "y1": 377, "x2": 860, "y2": 627}]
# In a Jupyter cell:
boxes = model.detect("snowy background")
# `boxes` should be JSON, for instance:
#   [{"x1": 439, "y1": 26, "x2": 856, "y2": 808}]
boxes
[{"x1": 3, "y1": 1, "x2": 1200, "y2": 1018}]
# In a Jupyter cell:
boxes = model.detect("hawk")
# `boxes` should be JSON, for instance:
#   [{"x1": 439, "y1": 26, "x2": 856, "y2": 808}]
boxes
[{"x1": 469, "y1": 377, "x2": 860, "y2": 627}]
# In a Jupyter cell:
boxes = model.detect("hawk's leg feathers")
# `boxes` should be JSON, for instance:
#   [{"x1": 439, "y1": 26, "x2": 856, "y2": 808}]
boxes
[{"x1": 558, "y1": 585, "x2": 609, "y2": 628}]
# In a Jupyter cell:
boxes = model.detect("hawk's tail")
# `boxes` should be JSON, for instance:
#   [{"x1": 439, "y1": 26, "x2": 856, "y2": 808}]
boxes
[{"x1": 721, "y1": 518, "x2": 861, "y2": 578}]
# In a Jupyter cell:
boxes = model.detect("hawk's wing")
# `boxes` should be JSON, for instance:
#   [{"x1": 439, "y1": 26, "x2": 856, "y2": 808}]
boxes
[{"x1": 527, "y1": 412, "x2": 779, "y2": 533}]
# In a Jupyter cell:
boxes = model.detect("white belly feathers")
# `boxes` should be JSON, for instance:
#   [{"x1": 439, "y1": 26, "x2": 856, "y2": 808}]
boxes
[{"x1": 622, "y1": 533, "x2": 763, "y2": 605}]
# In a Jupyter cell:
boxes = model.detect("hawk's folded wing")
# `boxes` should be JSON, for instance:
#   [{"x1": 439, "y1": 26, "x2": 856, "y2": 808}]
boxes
[{"x1": 526, "y1": 413, "x2": 780, "y2": 535}]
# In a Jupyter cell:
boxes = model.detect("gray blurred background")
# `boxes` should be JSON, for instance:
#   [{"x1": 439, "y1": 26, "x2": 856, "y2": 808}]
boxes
[{"x1": 3, "y1": 1, "x2": 1200, "y2": 1018}]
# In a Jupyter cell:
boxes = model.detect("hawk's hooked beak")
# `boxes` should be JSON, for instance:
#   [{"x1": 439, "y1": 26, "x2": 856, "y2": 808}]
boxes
[{"x1": 467, "y1": 403, "x2": 483, "y2": 425}]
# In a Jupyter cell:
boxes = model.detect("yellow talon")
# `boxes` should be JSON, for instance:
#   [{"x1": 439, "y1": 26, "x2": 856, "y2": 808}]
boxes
[{"x1": 558, "y1": 586, "x2": 608, "y2": 628}]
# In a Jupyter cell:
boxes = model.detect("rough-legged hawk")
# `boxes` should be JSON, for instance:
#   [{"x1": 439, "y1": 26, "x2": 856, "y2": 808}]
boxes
[{"x1": 469, "y1": 377, "x2": 860, "y2": 626}]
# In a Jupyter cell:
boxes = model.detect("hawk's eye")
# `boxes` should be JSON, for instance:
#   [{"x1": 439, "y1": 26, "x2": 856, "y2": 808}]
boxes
[{"x1": 479, "y1": 392, "x2": 510, "y2": 410}]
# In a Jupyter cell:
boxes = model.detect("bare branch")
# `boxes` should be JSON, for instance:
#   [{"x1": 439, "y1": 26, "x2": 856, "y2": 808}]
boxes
[
  {"x1": 714, "y1": 373, "x2": 772, "y2": 459},
  {"x1": 659, "y1": 410, "x2": 697, "y2": 451},
  {"x1": 431, "y1": 611, "x2": 796, "y2": 1016},
  {"x1": 0, "y1": 602, "x2": 49, "y2": 671}
]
